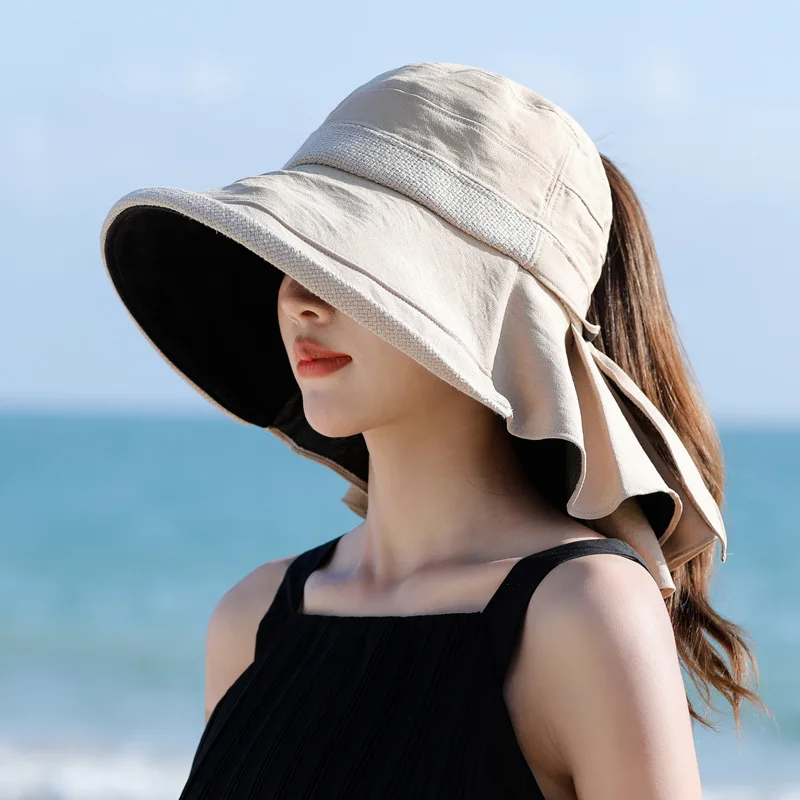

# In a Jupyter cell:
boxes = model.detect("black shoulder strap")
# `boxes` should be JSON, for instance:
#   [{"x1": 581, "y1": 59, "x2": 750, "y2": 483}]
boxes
[
  {"x1": 480, "y1": 538, "x2": 652, "y2": 681},
  {"x1": 283, "y1": 535, "x2": 342, "y2": 613},
  {"x1": 254, "y1": 534, "x2": 342, "y2": 658}
]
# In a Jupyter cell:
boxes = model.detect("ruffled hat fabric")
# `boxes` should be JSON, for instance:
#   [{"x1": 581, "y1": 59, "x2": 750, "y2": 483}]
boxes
[{"x1": 99, "y1": 61, "x2": 727, "y2": 597}]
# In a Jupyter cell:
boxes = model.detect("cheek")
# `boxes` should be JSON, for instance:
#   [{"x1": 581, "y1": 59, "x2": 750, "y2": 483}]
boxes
[
  {"x1": 298, "y1": 348, "x2": 449, "y2": 439},
  {"x1": 370, "y1": 352, "x2": 443, "y2": 409}
]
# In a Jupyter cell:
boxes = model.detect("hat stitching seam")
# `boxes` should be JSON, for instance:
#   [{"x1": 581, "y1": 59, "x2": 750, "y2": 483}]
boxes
[
  {"x1": 530, "y1": 137, "x2": 596, "y2": 296},
  {"x1": 354, "y1": 85, "x2": 562, "y2": 181},
  {"x1": 521, "y1": 137, "x2": 566, "y2": 293},
  {"x1": 496, "y1": 75, "x2": 604, "y2": 168},
  {"x1": 533, "y1": 228, "x2": 595, "y2": 293},
  {"x1": 530, "y1": 135, "x2": 570, "y2": 269},
  {"x1": 539, "y1": 181, "x2": 596, "y2": 295},
  {"x1": 559, "y1": 180, "x2": 607, "y2": 233},
  {"x1": 527, "y1": 137, "x2": 597, "y2": 296}
]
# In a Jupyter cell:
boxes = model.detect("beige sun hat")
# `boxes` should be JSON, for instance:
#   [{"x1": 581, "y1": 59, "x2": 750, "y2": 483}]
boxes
[{"x1": 99, "y1": 61, "x2": 727, "y2": 598}]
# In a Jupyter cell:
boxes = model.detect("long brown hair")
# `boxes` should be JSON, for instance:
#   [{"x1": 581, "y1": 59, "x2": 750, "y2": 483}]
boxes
[{"x1": 580, "y1": 153, "x2": 774, "y2": 735}]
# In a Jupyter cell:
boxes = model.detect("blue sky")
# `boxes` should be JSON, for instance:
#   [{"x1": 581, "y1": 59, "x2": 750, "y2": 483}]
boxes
[{"x1": 1, "y1": 0, "x2": 797, "y2": 422}]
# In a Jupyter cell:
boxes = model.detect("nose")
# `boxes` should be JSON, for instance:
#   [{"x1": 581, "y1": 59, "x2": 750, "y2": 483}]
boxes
[{"x1": 278, "y1": 275, "x2": 335, "y2": 325}]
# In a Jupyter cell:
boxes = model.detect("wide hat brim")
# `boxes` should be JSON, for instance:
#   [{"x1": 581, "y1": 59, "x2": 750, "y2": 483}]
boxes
[{"x1": 100, "y1": 162, "x2": 727, "y2": 597}]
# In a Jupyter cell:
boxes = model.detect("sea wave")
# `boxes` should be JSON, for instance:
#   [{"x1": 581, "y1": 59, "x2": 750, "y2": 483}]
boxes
[
  {"x1": 1, "y1": 740, "x2": 799, "y2": 800},
  {"x1": 0, "y1": 741, "x2": 190, "y2": 800}
]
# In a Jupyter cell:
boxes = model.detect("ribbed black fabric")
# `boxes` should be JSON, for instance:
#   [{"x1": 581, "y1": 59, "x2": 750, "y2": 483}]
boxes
[{"x1": 178, "y1": 535, "x2": 651, "y2": 799}]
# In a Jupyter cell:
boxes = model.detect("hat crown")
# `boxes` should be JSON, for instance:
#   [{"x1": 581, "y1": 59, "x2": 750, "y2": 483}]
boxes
[{"x1": 283, "y1": 61, "x2": 613, "y2": 335}]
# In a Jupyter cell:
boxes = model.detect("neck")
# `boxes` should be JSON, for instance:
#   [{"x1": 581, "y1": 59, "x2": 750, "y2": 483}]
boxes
[{"x1": 355, "y1": 395, "x2": 565, "y2": 586}]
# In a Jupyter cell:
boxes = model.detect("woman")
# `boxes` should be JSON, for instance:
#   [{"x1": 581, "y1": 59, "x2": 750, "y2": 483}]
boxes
[{"x1": 99, "y1": 62, "x2": 769, "y2": 799}]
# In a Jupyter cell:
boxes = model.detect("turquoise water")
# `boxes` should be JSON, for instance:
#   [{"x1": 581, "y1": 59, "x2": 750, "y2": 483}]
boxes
[{"x1": 0, "y1": 411, "x2": 797, "y2": 798}]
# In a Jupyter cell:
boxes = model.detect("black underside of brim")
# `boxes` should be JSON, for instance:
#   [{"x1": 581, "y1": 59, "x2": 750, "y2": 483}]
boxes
[{"x1": 104, "y1": 205, "x2": 370, "y2": 482}]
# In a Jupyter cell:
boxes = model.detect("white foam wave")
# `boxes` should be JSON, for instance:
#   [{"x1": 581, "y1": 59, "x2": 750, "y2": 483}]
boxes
[
  {"x1": 0, "y1": 742, "x2": 190, "y2": 800},
  {"x1": 1, "y1": 740, "x2": 798, "y2": 799}
]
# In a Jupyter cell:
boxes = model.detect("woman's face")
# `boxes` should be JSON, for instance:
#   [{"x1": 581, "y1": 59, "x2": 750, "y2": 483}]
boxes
[{"x1": 277, "y1": 274, "x2": 463, "y2": 438}]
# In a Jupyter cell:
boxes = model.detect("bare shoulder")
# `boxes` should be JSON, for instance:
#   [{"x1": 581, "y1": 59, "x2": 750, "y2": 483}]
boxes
[
  {"x1": 204, "y1": 552, "x2": 298, "y2": 724},
  {"x1": 506, "y1": 551, "x2": 702, "y2": 799}
]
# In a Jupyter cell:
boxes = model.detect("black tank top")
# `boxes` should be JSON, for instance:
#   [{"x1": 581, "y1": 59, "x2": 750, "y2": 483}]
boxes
[{"x1": 178, "y1": 534, "x2": 651, "y2": 799}]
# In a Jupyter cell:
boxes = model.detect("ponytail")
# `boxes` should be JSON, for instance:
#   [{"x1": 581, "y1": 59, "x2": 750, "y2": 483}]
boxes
[{"x1": 585, "y1": 154, "x2": 774, "y2": 735}]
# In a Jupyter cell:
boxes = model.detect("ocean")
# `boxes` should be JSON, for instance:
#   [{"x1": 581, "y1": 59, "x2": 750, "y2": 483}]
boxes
[{"x1": 0, "y1": 410, "x2": 797, "y2": 798}]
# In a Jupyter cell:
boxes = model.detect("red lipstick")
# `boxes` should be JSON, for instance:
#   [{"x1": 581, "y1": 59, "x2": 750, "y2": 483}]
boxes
[{"x1": 294, "y1": 337, "x2": 352, "y2": 378}]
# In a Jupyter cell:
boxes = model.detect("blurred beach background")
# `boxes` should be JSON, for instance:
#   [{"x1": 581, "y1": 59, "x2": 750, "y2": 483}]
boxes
[{"x1": 1, "y1": 0, "x2": 798, "y2": 797}]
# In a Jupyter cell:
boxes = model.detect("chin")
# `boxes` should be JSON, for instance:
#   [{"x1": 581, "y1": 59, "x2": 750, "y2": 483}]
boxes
[{"x1": 303, "y1": 404, "x2": 366, "y2": 440}]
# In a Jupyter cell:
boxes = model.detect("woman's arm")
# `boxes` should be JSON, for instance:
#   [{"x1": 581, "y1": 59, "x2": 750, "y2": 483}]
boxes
[{"x1": 511, "y1": 553, "x2": 703, "y2": 799}]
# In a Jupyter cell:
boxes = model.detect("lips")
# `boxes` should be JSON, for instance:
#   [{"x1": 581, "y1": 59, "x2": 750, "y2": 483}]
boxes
[{"x1": 293, "y1": 336, "x2": 351, "y2": 364}]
